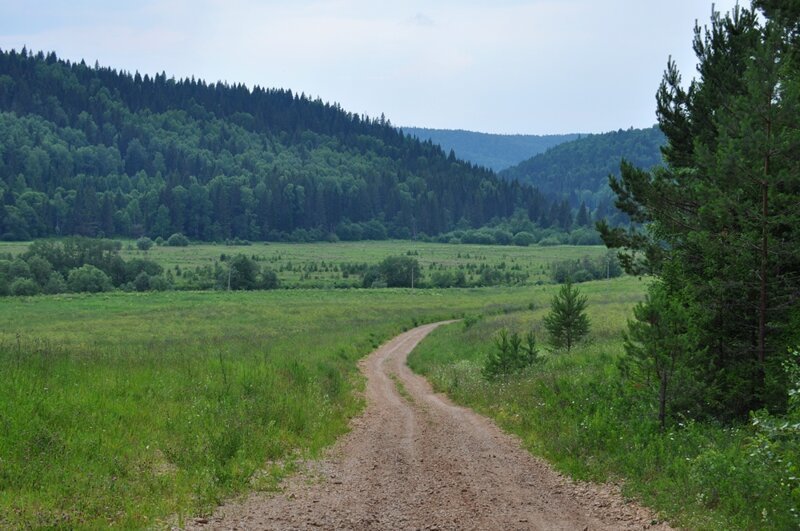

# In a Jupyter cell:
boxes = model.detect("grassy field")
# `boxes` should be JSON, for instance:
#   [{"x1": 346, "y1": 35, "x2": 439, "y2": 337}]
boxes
[
  {"x1": 5, "y1": 236, "x2": 791, "y2": 529},
  {"x1": 0, "y1": 240, "x2": 611, "y2": 288},
  {"x1": 0, "y1": 280, "x2": 588, "y2": 528},
  {"x1": 408, "y1": 282, "x2": 799, "y2": 530}
]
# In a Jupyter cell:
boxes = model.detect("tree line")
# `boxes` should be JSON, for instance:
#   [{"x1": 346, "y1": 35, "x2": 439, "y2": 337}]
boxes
[
  {"x1": 0, "y1": 237, "x2": 280, "y2": 296},
  {"x1": 0, "y1": 48, "x2": 577, "y2": 242},
  {"x1": 600, "y1": 1, "x2": 800, "y2": 423}
]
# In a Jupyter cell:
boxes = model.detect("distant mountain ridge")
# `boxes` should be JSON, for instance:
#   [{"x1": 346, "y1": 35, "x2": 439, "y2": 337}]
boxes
[
  {"x1": 401, "y1": 127, "x2": 581, "y2": 172},
  {"x1": 499, "y1": 126, "x2": 665, "y2": 220}
]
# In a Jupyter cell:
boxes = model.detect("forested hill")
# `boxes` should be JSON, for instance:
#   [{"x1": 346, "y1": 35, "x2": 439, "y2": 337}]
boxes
[
  {"x1": 500, "y1": 126, "x2": 665, "y2": 218},
  {"x1": 401, "y1": 127, "x2": 580, "y2": 172},
  {"x1": 0, "y1": 49, "x2": 557, "y2": 242}
]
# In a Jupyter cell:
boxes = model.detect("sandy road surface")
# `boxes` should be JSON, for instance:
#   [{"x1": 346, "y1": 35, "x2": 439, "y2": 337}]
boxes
[{"x1": 188, "y1": 321, "x2": 670, "y2": 530}]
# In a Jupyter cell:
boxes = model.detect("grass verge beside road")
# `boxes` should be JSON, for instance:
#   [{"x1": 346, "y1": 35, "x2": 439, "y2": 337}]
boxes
[
  {"x1": 1, "y1": 284, "x2": 558, "y2": 527},
  {"x1": 408, "y1": 281, "x2": 798, "y2": 530}
]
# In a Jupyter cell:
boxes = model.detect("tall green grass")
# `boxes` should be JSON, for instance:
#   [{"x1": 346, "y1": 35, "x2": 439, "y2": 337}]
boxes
[
  {"x1": 409, "y1": 282, "x2": 798, "y2": 530},
  {"x1": 0, "y1": 285, "x2": 561, "y2": 527}
]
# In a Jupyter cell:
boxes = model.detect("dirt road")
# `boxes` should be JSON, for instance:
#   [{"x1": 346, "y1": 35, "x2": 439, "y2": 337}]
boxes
[{"x1": 190, "y1": 321, "x2": 670, "y2": 530}]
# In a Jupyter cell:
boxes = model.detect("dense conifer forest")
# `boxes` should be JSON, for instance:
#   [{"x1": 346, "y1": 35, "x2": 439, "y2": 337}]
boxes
[
  {"x1": 500, "y1": 126, "x2": 665, "y2": 220},
  {"x1": 0, "y1": 49, "x2": 565, "y2": 242},
  {"x1": 400, "y1": 127, "x2": 580, "y2": 172}
]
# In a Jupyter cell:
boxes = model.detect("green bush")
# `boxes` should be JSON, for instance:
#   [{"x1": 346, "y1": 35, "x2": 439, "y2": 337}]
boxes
[
  {"x1": 67, "y1": 265, "x2": 113, "y2": 293},
  {"x1": 361, "y1": 265, "x2": 384, "y2": 288},
  {"x1": 9, "y1": 257, "x2": 31, "y2": 279},
  {"x1": 461, "y1": 229, "x2": 496, "y2": 245},
  {"x1": 26, "y1": 255, "x2": 53, "y2": 286},
  {"x1": 125, "y1": 258, "x2": 163, "y2": 281},
  {"x1": 43, "y1": 272, "x2": 67, "y2": 294},
  {"x1": 431, "y1": 270, "x2": 467, "y2": 288},
  {"x1": 149, "y1": 275, "x2": 170, "y2": 291},
  {"x1": 136, "y1": 237, "x2": 154, "y2": 251},
  {"x1": 10, "y1": 278, "x2": 40, "y2": 296},
  {"x1": 133, "y1": 271, "x2": 151, "y2": 292},
  {"x1": 567, "y1": 227, "x2": 603, "y2": 245},
  {"x1": 512, "y1": 231, "x2": 536, "y2": 246},
  {"x1": 551, "y1": 252, "x2": 622, "y2": 283},
  {"x1": 493, "y1": 230, "x2": 513, "y2": 245},
  {"x1": 539, "y1": 235, "x2": 562, "y2": 246},
  {"x1": 220, "y1": 254, "x2": 259, "y2": 290},
  {"x1": 378, "y1": 255, "x2": 421, "y2": 288},
  {"x1": 748, "y1": 348, "x2": 800, "y2": 528},
  {"x1": 258, "y1": 268, "x2": 279, "y2": 290},
  {"x1": 166, "y1": 233, "x2": 189, "y2": 247}
]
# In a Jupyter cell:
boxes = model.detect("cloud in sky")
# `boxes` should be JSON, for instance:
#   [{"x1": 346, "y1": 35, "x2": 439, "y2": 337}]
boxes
[{"x1": 0, "y1": 0, "x2": 740, "y2": 134}]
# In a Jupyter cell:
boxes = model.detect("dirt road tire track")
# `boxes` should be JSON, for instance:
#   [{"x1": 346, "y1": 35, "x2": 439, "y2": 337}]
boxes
[{"x1": 188, "y1": 321, "x2": 670, "y2": 530}]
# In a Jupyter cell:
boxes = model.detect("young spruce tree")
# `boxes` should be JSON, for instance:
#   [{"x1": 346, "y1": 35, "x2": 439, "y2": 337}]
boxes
[{"x1": 544, "y1": 280, "x2": 589, "y2": 352}]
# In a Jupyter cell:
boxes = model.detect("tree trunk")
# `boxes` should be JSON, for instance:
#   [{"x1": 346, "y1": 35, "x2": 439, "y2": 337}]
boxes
[{"x1": 758, "y1": 115, "x2": 770, "y2": 369}]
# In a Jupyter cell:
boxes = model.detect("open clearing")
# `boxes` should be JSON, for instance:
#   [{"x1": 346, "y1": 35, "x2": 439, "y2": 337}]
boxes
[
  {"x1": 0, "y1": 240, "x2": 611, "y2": 289},
  {"x1": 191, "y1": 322, "x2": 668, "y2": 530},
  {"x1": 0, "y1": 278, "x2": 643, "y2": 527}
]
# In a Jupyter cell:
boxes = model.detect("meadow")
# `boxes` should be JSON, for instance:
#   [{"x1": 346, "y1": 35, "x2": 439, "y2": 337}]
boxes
[
  {"x1": 409, "y1": 283, "x2": 799, "y2": 530},
  {"x1": 0, "y1": 278, "x2": 573, "y2": 528},
  {"x1": 6, "y1": 238, "x2": 791, "y2": 529},
  {"x1": 1, "y1": 240, "x2": 612, "y2": 289}
]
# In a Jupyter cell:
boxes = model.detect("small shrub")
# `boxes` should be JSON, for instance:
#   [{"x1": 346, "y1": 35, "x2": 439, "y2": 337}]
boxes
[
  {"x1": 483, "y1": 327, "x2": 541, "y2": 379},
  {"x1": 166, "y1": 233, "x2": 190, "y2": 247},
  {"x1": 463, "y1": 314, "x2": 482, "y2": 329},
  {"x1": 136, "y1": 237, "x2": 154, "y2": 251},
  {"x1": 747, "y1": 347, "x2": 800, "y2": 528}
]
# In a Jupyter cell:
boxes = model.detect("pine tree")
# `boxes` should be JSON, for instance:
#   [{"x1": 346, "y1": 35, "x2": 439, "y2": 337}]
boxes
[
  {"x1": 599, "y1": 4, "x2": 800, "y2": 417},
  {"x1": 544, "y1": 280, "x2": 589, "y2": 352},
  {"x1": 622, "y1": 281, "x2": 701, "y2": 429}
]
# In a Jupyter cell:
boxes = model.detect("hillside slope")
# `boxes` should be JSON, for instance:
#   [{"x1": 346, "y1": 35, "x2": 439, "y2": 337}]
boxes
[
  {"x1": 0, "y1": 49, "x2": 556, "y2": 242},
  {"x1": 500, "y1": 126, "x2": 665, "y2": 217},
  {"x1": 402, "y1": 127, "x2": 580, "y2": 172}
]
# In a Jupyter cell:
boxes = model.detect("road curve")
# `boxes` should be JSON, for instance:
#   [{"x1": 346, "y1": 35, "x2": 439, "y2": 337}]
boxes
[{"x1": 189, "y1": 321, "x2": 670, "y2": 530}]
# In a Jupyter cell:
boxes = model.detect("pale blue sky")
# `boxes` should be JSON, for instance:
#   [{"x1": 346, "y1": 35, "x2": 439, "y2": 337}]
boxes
[{"x1": 0, "y1": 0, "x2": 741, "y2": 134}]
